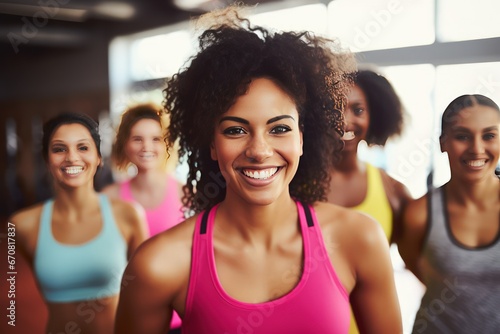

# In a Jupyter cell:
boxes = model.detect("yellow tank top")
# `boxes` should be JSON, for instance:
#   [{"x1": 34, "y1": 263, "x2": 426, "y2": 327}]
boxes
[
  {"x1": 352, "y1": 163, "x2": 393, "y2": 240},
  {"x1": 349, "y1": 163, "x2": 393, "y2": 334}
]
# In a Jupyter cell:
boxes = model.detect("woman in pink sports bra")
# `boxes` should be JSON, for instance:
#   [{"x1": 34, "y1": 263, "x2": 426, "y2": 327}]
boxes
[
  {"x1": 101, "y1": 103, "x2": 184, "y2": 332},
  {"x1": 115, "y1": 5, "x2": 402, "y2": 334}
]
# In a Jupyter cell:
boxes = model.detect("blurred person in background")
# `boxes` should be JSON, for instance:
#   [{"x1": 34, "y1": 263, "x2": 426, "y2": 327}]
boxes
[
  {"x1": 327, "y1": 69, "x2": 412, "y2": 334},
  {"x1": 101, "y1": 103, "x2": 184, "y2": 333},
  {"x1": 9, "y1": 112, "x2": 147, "y2": 334},
  {"x1": 399, "y1": 94, "x2": 500, "y2": 333}
]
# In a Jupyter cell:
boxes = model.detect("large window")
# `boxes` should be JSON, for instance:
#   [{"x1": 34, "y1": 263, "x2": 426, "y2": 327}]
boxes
[{"x1": 328, "y1": 0, "x2": 435, "y2": 52}]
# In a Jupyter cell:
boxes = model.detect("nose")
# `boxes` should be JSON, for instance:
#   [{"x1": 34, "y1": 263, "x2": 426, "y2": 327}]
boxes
[
  {"x1": 344, "y1": 109, "x2": 354, "y2": 126},
  {"x1": 245, "y1": 134, "x2": 273, "y2": 162},
  {"x1": 470, "y1": 136, "x2": 486, "y2": 154},
  {"x1": 65, "y1": 148, "x2": 80, "y2": 162},
  {"x1": 142, "y1": 139, "x2": 153, "y2": 151}
]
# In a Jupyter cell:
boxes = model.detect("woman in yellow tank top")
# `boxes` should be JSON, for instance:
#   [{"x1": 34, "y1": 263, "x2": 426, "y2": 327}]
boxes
[{"x1": 327, "y1": 69, "x2": 412, "y2": 333}]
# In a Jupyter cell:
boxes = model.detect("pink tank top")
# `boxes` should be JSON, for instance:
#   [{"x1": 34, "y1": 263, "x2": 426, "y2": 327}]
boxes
[
  {"x1": 119, "y1": 175, "x2": 184, "y2": 237},
  {"x1": 183, "y1": 201, "x2": 350, "y2": 333},
  {"x1": 119, "y1": 175, "x2": 184, "y2": 329}
]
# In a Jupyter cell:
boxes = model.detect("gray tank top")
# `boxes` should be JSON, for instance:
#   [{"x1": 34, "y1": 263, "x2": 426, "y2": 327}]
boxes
[{"x1": 412, "y1": 186, "x2": 500, "y2": 333}]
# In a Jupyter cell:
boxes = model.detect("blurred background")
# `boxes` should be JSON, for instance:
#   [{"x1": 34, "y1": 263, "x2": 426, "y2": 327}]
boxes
[{"x1": 0, "y1": 0, "x2": 499, "y2": 333}]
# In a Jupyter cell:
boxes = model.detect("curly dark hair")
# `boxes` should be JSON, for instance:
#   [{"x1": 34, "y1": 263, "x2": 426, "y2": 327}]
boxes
[
  {"x1": 163, "y1": 6, "x2": 355, "y2": 213},
  {"x1": 355, "y1": 70, "x2": 404, "y2": 146}
]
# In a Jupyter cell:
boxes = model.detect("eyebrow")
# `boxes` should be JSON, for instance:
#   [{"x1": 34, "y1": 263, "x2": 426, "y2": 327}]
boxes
[
  {"x1": 51, "y1": 139, "x2": 92, "y2": 145},
  {"x1": 219, "y1": 115, "x2": 295, "y2": 125},
  {"x1": 452, "y1": 126, "x2": 499, "y2": 132},
  {"x1": 483, "y1": 126, "x2": 499, "y2": 132}
]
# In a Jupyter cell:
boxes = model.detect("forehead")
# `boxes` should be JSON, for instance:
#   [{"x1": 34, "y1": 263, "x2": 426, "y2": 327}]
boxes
[
  {"x1": 447, "y1": 105, "x2": 500, "y2": 131},
  {"x1": 224, "y1": 77, "x2": 298, "y2": 118},
  {"x1": 347, "y1": 85, "x2": 367, "y2": 104},
  {"x1": 130, "y1": 118, "x2": 161, "y2": 132},
  {"x1": 50, "y1": 123, "x2": 95, "y2": 146}
]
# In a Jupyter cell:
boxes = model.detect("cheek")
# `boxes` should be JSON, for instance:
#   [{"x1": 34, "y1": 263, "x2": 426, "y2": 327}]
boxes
[
  {"x1": 48, "y1": 155, "x2": 63, "y2": 168},
  {"x1": 283, "y1": 139, "x2": 303, "y2": 161},
  {"x1": 124, "y1": 141, "x2": 137, "y2": 156}
]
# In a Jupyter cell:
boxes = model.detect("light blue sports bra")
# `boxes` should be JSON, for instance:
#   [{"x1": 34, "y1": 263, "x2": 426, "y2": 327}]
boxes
[{"x1": 34, "y1": 194, "x2": 127, "y2": 303}]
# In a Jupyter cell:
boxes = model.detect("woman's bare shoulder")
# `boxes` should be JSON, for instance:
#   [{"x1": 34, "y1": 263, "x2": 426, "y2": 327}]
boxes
[
  {"x1": 129, "y1": 215, "x2": 198, "y2": 281},
  {"x1": 404, "y1": 194, "x2": 428, "y2": 228},
  {"x1": 313, "y1": 201, "x2": 379, "y2": 230},
  {"x1": 378, "y1": 168, "x2": 413, "y2": 202},
  {"x1": 9, "y1": 202, "x2": 44, "y2": 236},
  {"x1": 312, "y1": 201, "x2": 387, "y2": 250},
  {"x1": 100, "y1": 182, "x2": 121, "y2": 198}
]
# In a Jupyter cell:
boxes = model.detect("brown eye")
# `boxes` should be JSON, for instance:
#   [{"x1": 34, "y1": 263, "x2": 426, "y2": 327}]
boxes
[
  {"x1": 270, "y1": 125, "x2": 291, "y2": 134},
  {"x1": 223, "y1": 127, "x2": 246, "y2": 135}
]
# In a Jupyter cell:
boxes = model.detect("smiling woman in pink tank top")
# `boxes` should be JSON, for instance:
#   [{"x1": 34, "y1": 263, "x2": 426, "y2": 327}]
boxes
[
  {"x1": 115, "y1": 5, "x2": 402, "y2": 334},
  {"x1": 101, "y1": 103, "x2": 184, "y2": 332}
]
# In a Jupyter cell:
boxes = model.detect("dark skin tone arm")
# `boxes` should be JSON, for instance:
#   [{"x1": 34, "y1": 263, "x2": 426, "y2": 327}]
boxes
[
  {"x1": 397, "y1": 195, "x2": 428, "y2": 282},
  {"x1": 316, "y1": 202, "x2": 403, "y2": 333},
  {"x1": 115, "y1": 218, "x2": 194, "y2": 334},
  {"x1": 379, "y1": 170, "x2": 413, "y2": 244}
]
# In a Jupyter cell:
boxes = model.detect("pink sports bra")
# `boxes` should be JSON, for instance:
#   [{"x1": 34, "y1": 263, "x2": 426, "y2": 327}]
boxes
[
  {"x1": 182, "y1": 201, "x2": 350, "y2": 333},
  {"x1": 119, "y1": 175, "x2": 184, "y2": 236}
]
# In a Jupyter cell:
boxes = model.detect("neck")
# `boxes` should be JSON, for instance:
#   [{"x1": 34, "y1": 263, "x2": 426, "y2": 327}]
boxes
[
  {"x1": 217, "y1": 195, "x2": 298, "y2": 246},
  {"x1": 446, "y1": 175, "x2": 499, "y2": 205},
  {"x1": 334, "y1": 152, "x2": 363, "y2": 174},
  {"x1": 53, "y1": 185, "x2": 100, "y2": 213},
  {"x1": 131, "y1": 169, "x2": 167, "y2": 187}
]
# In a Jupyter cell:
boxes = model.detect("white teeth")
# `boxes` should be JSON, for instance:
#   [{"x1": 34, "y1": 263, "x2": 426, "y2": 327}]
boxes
[
  {"x1": 342, "y1": 131, "x2": 355, "y2": 141},
  {"x1": 243, "y1": 168, "x2": 278, "y2": 180},
  {"x1": 467, "y1": 160, "x2": 486, "y2": 167},
  {"x1": 64, "y1": 166, "x2": 83, "y2": 175}
]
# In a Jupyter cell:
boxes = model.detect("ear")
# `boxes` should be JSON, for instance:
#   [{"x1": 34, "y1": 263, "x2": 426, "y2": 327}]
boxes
[
  {"x1": 210, "y1": 142, "x2": 217, "y2": 161},
  {"x1": 439, "y1": 135, "x2": 445, "y2": 153}
]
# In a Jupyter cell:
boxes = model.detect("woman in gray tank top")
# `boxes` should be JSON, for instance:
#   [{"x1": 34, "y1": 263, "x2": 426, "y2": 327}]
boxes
[{"x1": 398, "y1": 94, "x2": 500, "y2": 333}]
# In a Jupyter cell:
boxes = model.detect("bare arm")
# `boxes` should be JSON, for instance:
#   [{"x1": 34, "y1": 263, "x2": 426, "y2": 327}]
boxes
[
  {"x1": 115, "y1": 219, "x2": 193, "y2": 334},
  {"x1": 8, "y1": 205, "x2": 42, "y2": 265},
  {"x1": 349, "y1": 214, "x2": 403, "y2": 334},
  {"x1": 125, "y1": 203, "x2": 149, "y2": 258},
  {"x1": 380, "y1": 170, "x2": 413, "y2": 244},
  {"x1": 397, "y1": 195, "x2": 428, "y2": 282},
  {"x1": 110, "y1": 199, "x2": 148, "y2": 259}
]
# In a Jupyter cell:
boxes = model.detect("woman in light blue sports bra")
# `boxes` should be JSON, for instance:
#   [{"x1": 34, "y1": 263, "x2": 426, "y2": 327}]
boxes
[{"x1": 9, "y1": 112, "x2": 148, "y2": 334}]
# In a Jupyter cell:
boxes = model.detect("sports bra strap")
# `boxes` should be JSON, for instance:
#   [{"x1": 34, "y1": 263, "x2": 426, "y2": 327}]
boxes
[
  {"x1": 301, "y1": 202, "x2": 314, "y2": 227},
  {"x1": 200, "y1": 209, "x2": 210, "y2": 235}
]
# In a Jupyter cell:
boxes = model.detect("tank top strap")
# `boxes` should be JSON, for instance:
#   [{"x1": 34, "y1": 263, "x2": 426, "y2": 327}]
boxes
[
  {"x1": 119, "y1": 180, "x2": 133, "y2": 201},
  {"x1": 37, "y1": 199, "x2": 54, "y2": 246},
  {"x1": 199, "y1": 208, "x2": 211, "y2": 235},
  {"x1": 98, "y1": 194, "x2": 124, "y2": 242},
  {"x1": 425, "y1": 186, "x2": 447, "y2": 245},
  {"x1": 298, "y1": 201, "x2": 314, "y2": 227}
]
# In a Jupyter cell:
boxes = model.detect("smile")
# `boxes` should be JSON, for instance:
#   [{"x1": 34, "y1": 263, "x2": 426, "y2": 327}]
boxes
[
  {"x1": 63, "y1": 166, "x2": 83, "y2": 175},
  {"x1": 242, "y1": 167, "x2": 279, "y2": 180},
  {"x1": 342, "y1": 131, "x2": 355, "y2": 141},
  {"x1": 465, "y1": 159, "x2": 486, "y2": 167}
]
